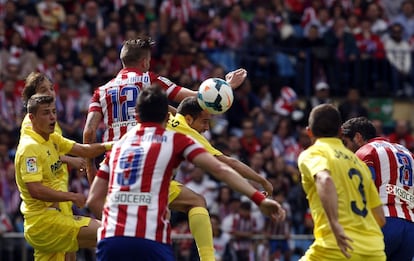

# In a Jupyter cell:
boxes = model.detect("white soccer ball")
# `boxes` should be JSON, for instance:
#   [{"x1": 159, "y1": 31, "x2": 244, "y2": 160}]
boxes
[{"x1": 197, "y1": 78, "x2": 234, "y2": 114}]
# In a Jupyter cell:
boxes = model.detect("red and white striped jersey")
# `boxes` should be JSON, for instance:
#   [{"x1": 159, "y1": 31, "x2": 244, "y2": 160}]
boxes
[
  {"x1": 88, "y1": 68, "x2": 182, "y2": 142},
  {"x1": 356, "y1": 137, "x2": 414, "y2": 222},
  {"x1": 97, "y1": 123, "x2": 206, "y2": 243}
]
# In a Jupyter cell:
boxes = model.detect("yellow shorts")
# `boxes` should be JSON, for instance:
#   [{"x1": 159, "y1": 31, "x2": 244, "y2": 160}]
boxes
[
  {"x1": 168, "y1": 180, "x2": 183, "y2": 204},
  {"x1": 24, "y1": 208, "x2": 90, "y2": 254},
  {"x1": 300, "y1": 245, "x2": 386, "y2": 261}
]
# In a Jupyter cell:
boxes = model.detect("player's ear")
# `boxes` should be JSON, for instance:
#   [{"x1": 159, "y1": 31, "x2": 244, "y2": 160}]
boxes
[
  {"x1": 29, "y1": 113, "x2": 34, "y2": 120},
  {"x1": 306, "y1": 126, "x2": 313, "y2": 138},
  {"x1": 184, "y1": 115, "x2": 194, "y2": 125}
]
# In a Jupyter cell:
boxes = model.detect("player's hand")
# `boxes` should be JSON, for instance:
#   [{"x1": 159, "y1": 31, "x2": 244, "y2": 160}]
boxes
[
  {"x1": 71, "y1": 192, "x2": 87, "y2": 208},
  {"x1": 225, "y1": 68, "x2": 247, "y2": 89},
  {"x1": 262, "y1": 179, "x2": 273, "y2": 197},
  {"x1": 68, "y1": 157, "x2": 86, "y2": 170},
  {"x1": 259, "y1": 198, "x2": 286, "y2": 222},
  {"x1": 331, "y1": 221, "x2": 354, "y2": 258}
]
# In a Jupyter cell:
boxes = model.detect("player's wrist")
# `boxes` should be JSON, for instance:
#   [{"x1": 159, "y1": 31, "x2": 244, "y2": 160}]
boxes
[
  {"x1": 250, "y1": 191, "x2": 266, "y2": 206},
  {"x1": 103, "y1": 141, "x2": 114, "y2": 151}
]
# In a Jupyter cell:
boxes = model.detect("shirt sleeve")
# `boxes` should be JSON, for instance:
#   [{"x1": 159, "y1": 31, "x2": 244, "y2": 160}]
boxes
[{"x1": 19, "y1": 144, "x2": 43, "y2": 183}]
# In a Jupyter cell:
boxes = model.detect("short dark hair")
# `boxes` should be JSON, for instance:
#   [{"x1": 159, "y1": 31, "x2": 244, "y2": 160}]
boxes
[
  {"x1": 22, "y1": 72, "x2": 52, "y2": 104},
  {"x1": 120, "y1": 37, "x2": 155, "y2": 67},
  {"x1": 176, "y1": 96, "x2": 204, "y2": 119},
  {"x1": 309, "y1": 104, "x2": 341, "y2": 137},
  {"x1": 27, "y1": 94, "x2": 54, "y2": 114},
  {"x1": 341, "y1": 117, "x2": 377, "y2": 141},
  {"x1": 136, "y1": 85, "x2": 168, "y2": 123}
]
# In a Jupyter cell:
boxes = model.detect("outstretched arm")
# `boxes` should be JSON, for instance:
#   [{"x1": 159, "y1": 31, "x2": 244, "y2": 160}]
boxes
[
  {"x1": 216, "y1": 154, "x2": 273, "y2": 196},
  {"x1": 172, "y1": 68, "x2": 248, "y2": 103},
  {"x1": 83, "y1": 111, "x2": 103, "y2": 184},
  {"x1": 193, "y1": 152, "x2": 285, "y2": 222}
]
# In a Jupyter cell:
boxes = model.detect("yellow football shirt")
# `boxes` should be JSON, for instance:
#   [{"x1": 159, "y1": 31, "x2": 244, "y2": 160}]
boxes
[
  {"x1": 15, "y1": 129, "x2": 75, "y2": 216},
  {"x1": 167, "y1": 113, "x2": 222, "y2": 156},
  {"x1": 298, "y1": 138, "x2": 384, "y2": 258},
  {"x1": 20, "y1": 114, "x2": 72, "y2": 215}
]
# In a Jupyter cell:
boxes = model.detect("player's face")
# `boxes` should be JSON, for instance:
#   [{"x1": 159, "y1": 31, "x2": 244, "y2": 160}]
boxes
[
  {"x1": 342, "y1": 136, "x2": 359, "y2": 152},
  {"x1": 190, "y1": 111, "x2": 211, "y2": 133},
  {"x1": 30, "y1": 103, "x2": 57, "y2": 139},
  {"x1": 36, "y1": 79, "x2": 56, "y2": 99}
]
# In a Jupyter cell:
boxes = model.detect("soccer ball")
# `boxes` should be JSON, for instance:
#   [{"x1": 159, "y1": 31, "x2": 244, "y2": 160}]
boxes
[{"x1": 197, "y1": 78, "x2": 234, "y2": 114}]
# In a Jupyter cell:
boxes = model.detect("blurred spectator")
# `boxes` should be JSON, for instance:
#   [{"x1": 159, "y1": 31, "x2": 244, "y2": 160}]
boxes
[
  {"x1": 387, "y1": 119, "x2": 414, "y2": 151},
  {"x1": 56, "y1": 32, "x2": 80, "y2": 77},
  {"x1": 78, "y1": 0, "x2": 104, "y2": 39},
  {"x1": 273, "y1": 86, "x2": 303, "y2": 121},
  {"x1": 0, "y1": 77, "x2": 23, "y2": 143},
  {"x1": 365, "y1": 2, "x2": 389, "y2": 37},
  {"x1": 14, "y1": 14, "x2": 45, "y2": 50},
  {"x1": 56, "y1": 82, "x2": 83, "y2": 142},
  {"x1": 304, "y1": 7, "x2": 333, "y2": 37},
  {"x1": 381, "y1": 0, "x2": 406, "y2": 20},
  {"x1": 185, "y1": 166, "x2": 218, "y2": 209},
  {"x1": 239, "y1": 118, "x2": 261, "y2": 159},
  {"x1": 272, "y1": 117, "x2": 297, "y2": 158},
  {"x1": 298, "y1": 24, "x2": 329, "y2": 88},
  {"x1": 36, "y1": 49, "x2": 62, "y2": 83},
  {"x1": 304, "y1": 81, "x2": 332, "y2": 119},
  {"x1": 98, "y1": 46, "x2": 122, "y2": 83},
  {"x1": 1, "y1": 163, "x2": 21, "y2": 230},
  {"x1": 103, "y1": 21, "x2": 124, "y2": 49},
  {"x1": 0, "y1": 31, "x2": 38, "y2": 81},
  {"x1": 393, "y1": 0, "x2": 414, "y2": 40},
  {"x1": 222, "y1": 4, "x2": 249, "y2": 50},
  {"x1": 264, "y1": 190, "x2": 292, "y2": 261},
  {"x1": 36, "y1": 0, "x2": 66, "y2": 34},
  {"x1": 221, "y1": 201, "x2": 262, "y2": 261},
  {"x1": 338, "y1": 88, "x2": 368, "y2": 121},
  {"x1": 301, "y1": 0, "x2": 324, "y2": 29},
  {"x1": 384, "y1": 22, "x2": 413, "y2": 96},
  {"x1": 66, "y1": 64, "x2": 92, "y2": 101},
  {"x1": 240, "y1": 22, "x2": 275, "y2": 81},
  {"x1": 247, "y1": 151, "x2": 269, "y2": 191},
  {"x1": 323, "y1": 17, "x2": 359, "y2": 93},
  {"x1": 118, "y1": 0, "x2": 146, "y2": 26},
  {"x1": 159, "y1": 0, "x2": 194, "y2": 36},
  {"x1": 226, "y1": 79, "x2": 261, "y2": 133},
  {"x1": 210, "y1": 214, "x2": 232, "y2": 261},
  {"x1": 371, "y1": 118, "x2": 386, "y2": 137},
  {"x1": 209, "y1": 185, "x2": 236, "y2": 221}
]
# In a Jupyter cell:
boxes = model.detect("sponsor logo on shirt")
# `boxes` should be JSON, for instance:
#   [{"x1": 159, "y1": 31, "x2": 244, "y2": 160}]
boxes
[
  {"x1": 111, "y1": 120, "x2": 138, "y2": 128},
  {"x1": 26, "y1": 157, "x2": 37, "y2": 173},
  {"x1": 386, "y1": 184, "x2": 414, "y2": 209},
  {"x1": 109, "y1": 192, "x2": 152, "y2": 206}
]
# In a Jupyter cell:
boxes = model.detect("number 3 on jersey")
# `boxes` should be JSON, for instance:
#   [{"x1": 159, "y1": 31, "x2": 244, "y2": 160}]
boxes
[
  {"x1": 108, "y1": 86, "x2": 139, "y2": 122},
  {"x1": 348, "y1": 168, "x2": 368, "y2": 217}
]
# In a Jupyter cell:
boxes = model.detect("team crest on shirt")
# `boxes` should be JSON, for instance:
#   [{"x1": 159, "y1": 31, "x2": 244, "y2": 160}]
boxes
[{"x1": 26, "y1": 157, "x2": 37, "y2": 173}]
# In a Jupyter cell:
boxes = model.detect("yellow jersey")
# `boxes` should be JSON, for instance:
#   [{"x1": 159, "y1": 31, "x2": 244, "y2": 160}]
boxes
[
  {"x1": 167, "y1": 113, "x2": 222, "y2": 156},
  {"x1": 15, "y1": 128, "x2": 75, "y2": 217},
  {"x1": 298, "y1": 138, "x2": 384, "y2": 258}
]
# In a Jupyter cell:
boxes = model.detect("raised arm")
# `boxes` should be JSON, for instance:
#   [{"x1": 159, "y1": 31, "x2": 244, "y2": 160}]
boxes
[
  {"x1": 83, "y1": 111, "x2": 103, "y2": 184},
  {"x1": 172, "y1": 68, "x2": 247, "y2": 103}
]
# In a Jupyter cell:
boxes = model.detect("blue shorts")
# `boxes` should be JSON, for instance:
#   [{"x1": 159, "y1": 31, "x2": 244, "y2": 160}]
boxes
[
  {"x1": 382, "y1": 216, "x2": 414, "y2": 261},
  {"x1": 96, "y1": 236, "x2": 175, "y2": 261}
]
